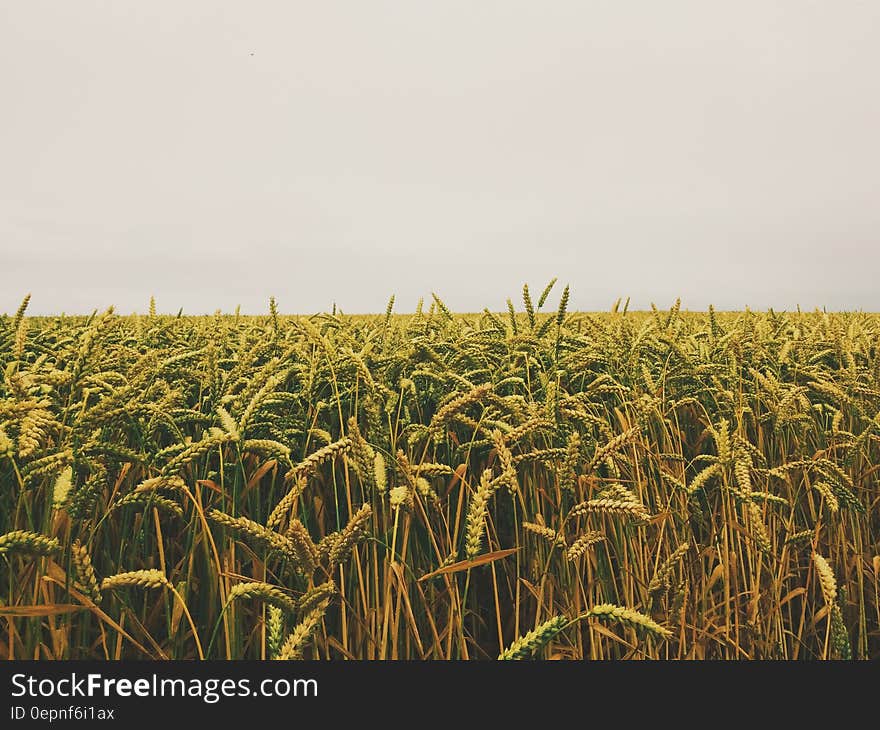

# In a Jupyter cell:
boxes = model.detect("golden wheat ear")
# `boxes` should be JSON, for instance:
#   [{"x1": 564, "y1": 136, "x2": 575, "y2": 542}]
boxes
[
  {"x1": 585, "y1": 604, "x2": 672, "y2": 639},
  {"x1": 276, "y1": 599, "x2": 330, "y2": 660},
  {"x1": 100, "y1": 569, "x2": 169, "y2": 591},
  {"x1": 227, "y1": 582, "x2": 296, "y2": 614},
  {"x1": 70, "y1": 539, "x2": 101, "y2": 604}
]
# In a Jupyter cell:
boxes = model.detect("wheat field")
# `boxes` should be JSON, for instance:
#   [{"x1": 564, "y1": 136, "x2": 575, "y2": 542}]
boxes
[{"x1": 1, "y1": 284, "x2": 878, "y2": 660}]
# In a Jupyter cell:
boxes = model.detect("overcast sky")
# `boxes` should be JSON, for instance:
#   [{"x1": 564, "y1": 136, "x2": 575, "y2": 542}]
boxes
[{"x1": 1, "y1": 2, "x2": 878, "y2": 315}]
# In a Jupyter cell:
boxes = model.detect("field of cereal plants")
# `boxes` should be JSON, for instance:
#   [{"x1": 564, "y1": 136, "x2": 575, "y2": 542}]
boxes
[{"x1": 1, "y1": 283, "x2": 878, "y2": 660}]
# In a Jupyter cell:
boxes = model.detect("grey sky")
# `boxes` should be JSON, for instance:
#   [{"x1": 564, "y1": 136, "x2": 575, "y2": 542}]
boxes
[{"x1": 2, "y1": 2, "x2": 878, "y2": 315}]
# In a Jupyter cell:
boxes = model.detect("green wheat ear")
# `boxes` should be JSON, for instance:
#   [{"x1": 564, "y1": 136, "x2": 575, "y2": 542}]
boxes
[
  {"x1": 522, "y1": 284, "x2": 535, "y2": 330},
  {"x1": 536, "y1": 278, "x2": 557, "y2": 309},
  {"x1": 498, "y1": 616, "x2": 569, "y2": 660},
  {"x1": 0, "y1": 530, "x2": 60, "y2": 557}
]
